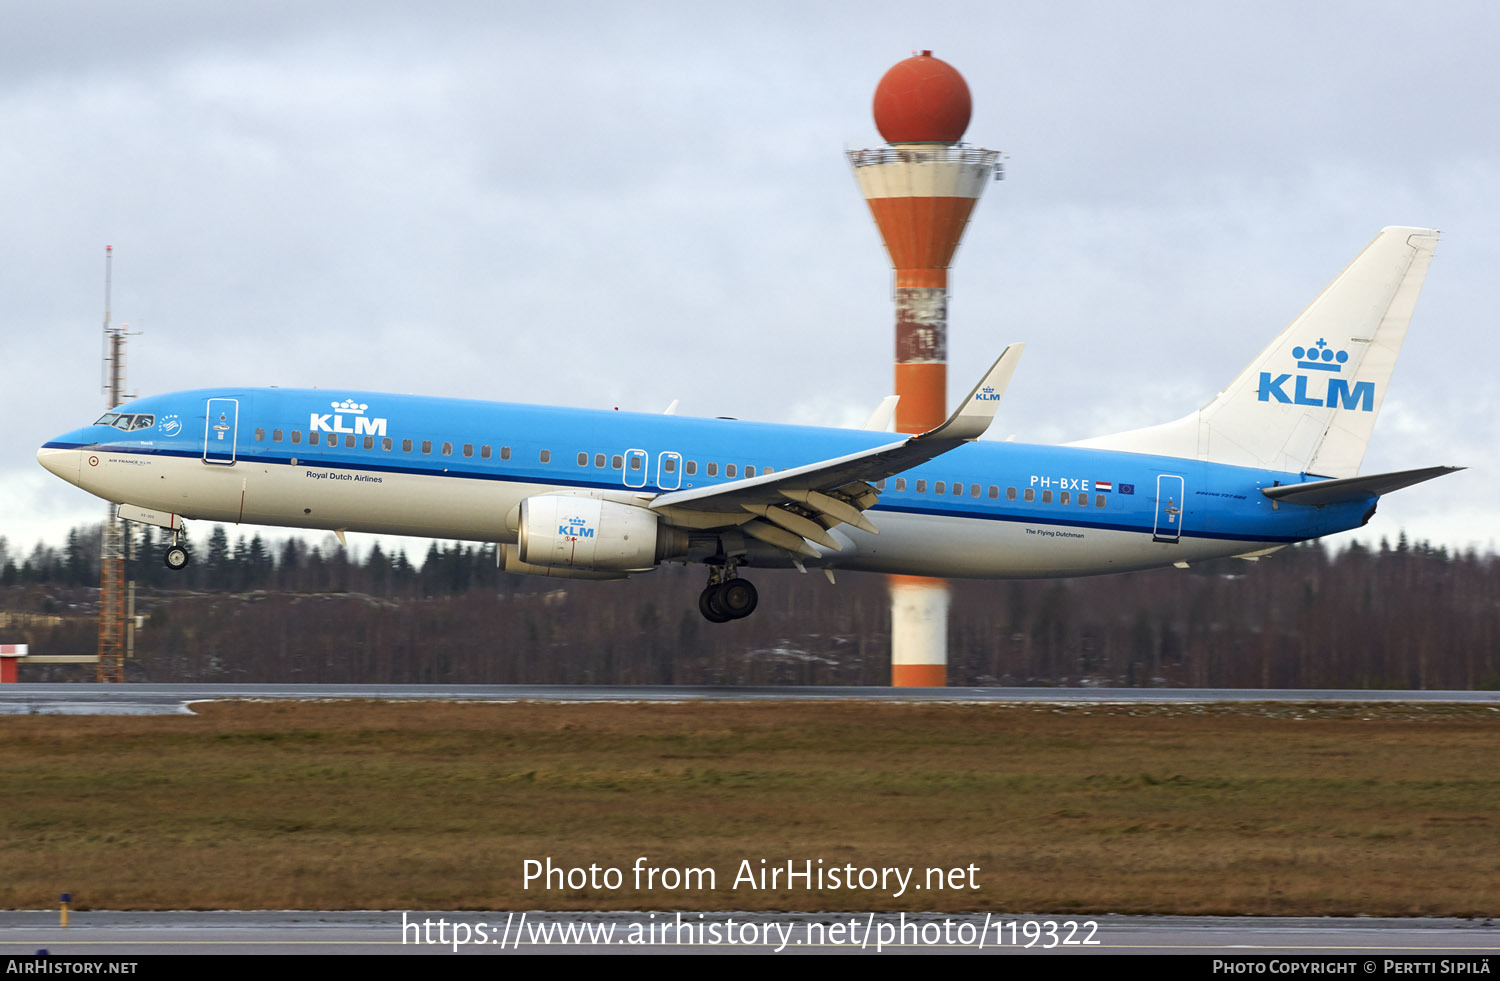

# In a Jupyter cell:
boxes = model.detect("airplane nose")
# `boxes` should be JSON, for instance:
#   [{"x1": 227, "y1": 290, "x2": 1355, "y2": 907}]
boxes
[{"x1": 37, "y1": 447, "x2": 80, "y2": 485}]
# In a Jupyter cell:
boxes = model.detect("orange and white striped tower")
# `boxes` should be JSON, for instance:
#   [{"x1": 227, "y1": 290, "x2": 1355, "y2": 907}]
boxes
[{"x1": 848, "y1": 51, "x2": 1000, "y2": 686}]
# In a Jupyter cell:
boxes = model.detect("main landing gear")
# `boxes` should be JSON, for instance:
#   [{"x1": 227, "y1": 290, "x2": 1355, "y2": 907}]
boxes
[
  {"x1": 699, "y1": 559, "x2": 758, "y2": 623},
  {"x1": 163, "y1": 527, "x2": 190, "y2": 571}
]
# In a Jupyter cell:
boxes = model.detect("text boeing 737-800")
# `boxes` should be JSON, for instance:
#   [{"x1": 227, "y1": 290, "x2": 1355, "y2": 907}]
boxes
[{"x1": 39, "y1": 228, "x2": 1459, "y2": 622}]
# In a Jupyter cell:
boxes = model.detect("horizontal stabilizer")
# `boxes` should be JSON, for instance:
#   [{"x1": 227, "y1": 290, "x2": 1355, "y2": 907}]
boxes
[{"x1": 1261, "y1": 466, "x2": 1462, "y2": 507}]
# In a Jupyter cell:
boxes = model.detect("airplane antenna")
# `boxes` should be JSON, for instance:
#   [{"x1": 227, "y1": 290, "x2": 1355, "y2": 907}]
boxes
[
  {"x1": 97, "y1": 245, "x2": 134, "y2": 682},
  {"x1": 100, "y1": 245, "x2": 111, "y2": 398}
]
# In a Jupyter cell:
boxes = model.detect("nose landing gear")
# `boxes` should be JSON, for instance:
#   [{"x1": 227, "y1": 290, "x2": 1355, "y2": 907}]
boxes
[
  {"x1": 162, "y1": 526, "x2": 191, "y2": 571},
  {"x1": 699, "y1": 559, "x2": 758, "y2": 623}
]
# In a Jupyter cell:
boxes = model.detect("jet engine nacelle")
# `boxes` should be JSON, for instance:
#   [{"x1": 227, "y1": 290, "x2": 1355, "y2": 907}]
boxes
[
  {"x1": 499, "y1": 545, "x2": 628, "y2": 580},
  {"x1": 516, "y1": 495, "x2": 686, "y2": 573}
]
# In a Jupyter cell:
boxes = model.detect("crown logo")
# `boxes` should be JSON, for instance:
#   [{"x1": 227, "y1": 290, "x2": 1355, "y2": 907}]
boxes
[
  {"x1": 1292, "y1": 338, "x2": 1349, "y2": 373},
  {"x1": 331, "y1": 399, "x2": 369, "y2": 414}
]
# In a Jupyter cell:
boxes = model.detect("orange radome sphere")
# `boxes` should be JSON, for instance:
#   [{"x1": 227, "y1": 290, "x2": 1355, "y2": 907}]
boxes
[{"x1": 873, "y1": 51, "x2": 971, "y2": 144}]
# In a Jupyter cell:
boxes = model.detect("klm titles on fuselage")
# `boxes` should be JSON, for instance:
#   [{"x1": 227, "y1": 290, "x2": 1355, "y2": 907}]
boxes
[
  {"x1": 308, "y1": 399, "x2": 388, "y2": 437},
  {"x1": 1257, "y1": 340, "x2": 1375, "y2": 412}
]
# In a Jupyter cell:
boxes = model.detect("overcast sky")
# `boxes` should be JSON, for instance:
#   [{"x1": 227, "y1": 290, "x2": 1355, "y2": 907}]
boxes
[{"x1": 3, "y1": 0, "x2": 1496, "y2": 563}]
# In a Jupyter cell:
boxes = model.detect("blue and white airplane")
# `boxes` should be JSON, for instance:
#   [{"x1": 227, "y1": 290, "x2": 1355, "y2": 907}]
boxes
[{"x1": 39, "y1": 227, "x2": 1458, "y2": 622}]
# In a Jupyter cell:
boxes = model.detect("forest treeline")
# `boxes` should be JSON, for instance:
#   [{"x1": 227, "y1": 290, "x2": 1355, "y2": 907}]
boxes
[{"x1": 1, "y1": 524, "x2": 1497, "y2": 688}]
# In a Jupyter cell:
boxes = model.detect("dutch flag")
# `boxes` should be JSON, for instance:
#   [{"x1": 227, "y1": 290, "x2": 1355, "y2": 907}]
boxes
[{"x1": 1095, "y1": 481, "x2": 1113, "y2": 493}]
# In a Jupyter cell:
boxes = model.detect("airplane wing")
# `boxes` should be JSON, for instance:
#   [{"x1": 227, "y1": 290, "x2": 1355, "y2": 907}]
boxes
[{"x1": 649, "y1": 344, "x2": 1024, "y2": 556}]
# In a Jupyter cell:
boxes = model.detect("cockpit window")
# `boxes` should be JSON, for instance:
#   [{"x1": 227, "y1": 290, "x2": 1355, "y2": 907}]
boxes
[{"x1": 95, "y1": 412, "x2": 155, "y2": 431}]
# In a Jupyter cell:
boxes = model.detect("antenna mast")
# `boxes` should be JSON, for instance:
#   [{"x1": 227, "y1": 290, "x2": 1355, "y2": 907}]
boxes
[
  {"x1": 98, "y1": 245, "x2": 129, "y2": 682},
  {"x1": 102, "y1": 245, "x2": 127, "y2": 409}
]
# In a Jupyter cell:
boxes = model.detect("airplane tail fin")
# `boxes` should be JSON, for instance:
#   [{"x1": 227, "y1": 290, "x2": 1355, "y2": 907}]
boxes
[{"x1": 1070, "y1": 227, "x2": 1439, "y2": 478}]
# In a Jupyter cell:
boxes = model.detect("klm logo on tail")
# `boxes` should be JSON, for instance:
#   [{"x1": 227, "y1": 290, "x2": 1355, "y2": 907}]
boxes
[{"x1": 1257, "y1": 339, "x2": 1374, "y2": 412}]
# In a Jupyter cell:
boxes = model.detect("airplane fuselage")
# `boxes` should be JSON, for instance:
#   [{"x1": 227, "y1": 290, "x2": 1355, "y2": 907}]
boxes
[{"x1": 38, "y1": 386, "x2": 1370, "y2": 580}]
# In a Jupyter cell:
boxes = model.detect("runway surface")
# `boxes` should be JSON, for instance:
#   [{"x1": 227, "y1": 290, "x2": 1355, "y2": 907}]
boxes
[
  {"x1": 2, "y1": 911, "x2": 1498, "y2": 955},
  {"x1": 4, "y1": 683, "x2": 1500, "y2": 715}
]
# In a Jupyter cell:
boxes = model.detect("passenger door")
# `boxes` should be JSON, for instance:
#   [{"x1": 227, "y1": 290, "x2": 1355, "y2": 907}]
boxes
[
  {"x1": 203, "y1": 398, "x2": 239, "y2": 466},
  {"x1": 1153, "y1": 473, "x2": 1184, "y2": 542}
]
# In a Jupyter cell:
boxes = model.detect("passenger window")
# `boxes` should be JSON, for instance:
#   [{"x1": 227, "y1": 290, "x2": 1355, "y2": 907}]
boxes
[
  {"x1": 685, "y1": 461, "x2": 697, "y2": 475},
  {"x1": 254, "y1": 428, "x2": 266, "y2": 441},
  {"x1": 1061, "y1": 491, "x2": 1070, "y2": 505},
  {"x1": 403, "y1": 439, "x2": 413, "y2": 453},
  {"x1": 578, "y1": 452, "x2": 588, "y2": 466},
  {"x1": 481, "y1": 445, "x2": 492, "y2": 459},
  {"x1": 763, "y1": 466, "x2": 773, "y2": 475},
  {"x1": 421, "y1": 440, "x2": 432, "y2": 454},
  {"x1": 611, "y1": 454, "x2": 622, "y2": 469},
  {"x1": 935, "y1": 481, "x2": 945, "y2": 495},
  {"x1": 895, "y1": 478, "x2": 906, "y2": 492},
  {"x1": 441, "y1": 442, "x2": 452, "y2": 456},
  {"x1": 463, "y1": 444, "x2": 473, "y2": 458},
  {"x1": 664, "y1": 458, "x2": 676, "y2": 473},
  {"x1": 292, "y1": 431, "x2": 303, "y2": 445},
  {"x1": 273, "y1": 429, "x2": 284, "y2": 442},
  {"x1": 595, "y1": 453, "x2": 605, "y2": 468},
  {"x1": 629, "y1": 456, "x2": 641, "y2": 471},
  {"x1": 382, "y1": 438, "x2": 392, "y2": 451},
  {"x1": 971, "y1": 484, "x2": 981, "y2": 498},
  {"x1": 540, "y1": 449, "x2": 550, "y2": 463},
  {"x1": 345, "y1": 435, "x2": 356, "y2": 448},
  {"x1": 309, "y1": 432, "x2": 321, "y2": 446},
  {"x1": 363, "y1": 436, "x2": 374, "y2": 450},
  {"x1": 1079, "y1": 494, "x2": 1088, "y2": 507},
  {"x1": 877, "y1": 479, "x2": 887, "y2": 491},
  {"x1": 916, "y1": 480, "x2": 927, "y2": 493},
  {"x1": 726, "y1": 464, "x2": 737, "y2": 477},
  {"x1": 1042, "y1": 490, "x2": 1052, "y2": 503},
  {"x1": 1024, "y1": 488, "x2": 1035, "y2": 502},
  {"x1": 708, "y1": 463, "x2": 718, "y2": 476},
  {"x1": 744, "y1": 465, "x2": 754, "y2": 477},
  {"x1": 1095, "y1": 494, "x2": 1106, "y2": 507},
  {"x1": 500, "y1": 446, "x2": 511, "y2": 460},
  {"x1": 1005, "y1": 487, "x2": 1016, "y2": 501}
]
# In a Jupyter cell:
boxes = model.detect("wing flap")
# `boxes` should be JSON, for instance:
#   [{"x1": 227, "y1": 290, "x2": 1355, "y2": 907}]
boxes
[{"x1": 741, "y1": 518, "x2": 820, "y2": 557}]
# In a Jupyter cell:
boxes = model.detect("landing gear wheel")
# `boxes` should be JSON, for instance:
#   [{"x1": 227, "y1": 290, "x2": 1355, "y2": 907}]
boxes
[
  {"x1": 699, "y1": 587, "x2": 732, "y2": 623},
  {"x1": 163, "y1": 545, "x2": 190, "y2": 571},
  {"x1": 717, "y1": 578, "x2": 758, "y2": 619}
]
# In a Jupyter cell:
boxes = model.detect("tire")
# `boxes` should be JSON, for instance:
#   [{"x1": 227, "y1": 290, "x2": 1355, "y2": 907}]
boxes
[
  {"x1": 163, "y1": 545, "x2": 190, "y2": 571},
  {"x1": 717, "y1": 578, "x2": 758, "y2": 619},
  {"x1": 698, "y1": 587, "x2": 732, "y2": 623}
]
